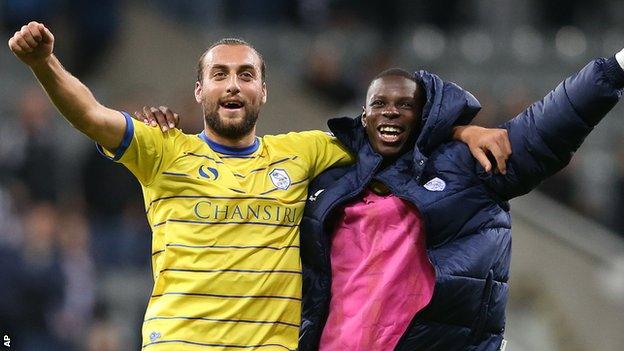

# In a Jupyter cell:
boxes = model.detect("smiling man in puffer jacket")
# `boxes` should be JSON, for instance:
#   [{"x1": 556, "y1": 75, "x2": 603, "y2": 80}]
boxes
[{"x1": 299, "y1": 50, "x2": 624, "y2": 350}]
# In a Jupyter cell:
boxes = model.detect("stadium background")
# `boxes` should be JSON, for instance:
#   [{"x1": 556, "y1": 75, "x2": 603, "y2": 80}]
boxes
[{"x1": 1, "y1": 0, "x2": 623, "y2": 350}]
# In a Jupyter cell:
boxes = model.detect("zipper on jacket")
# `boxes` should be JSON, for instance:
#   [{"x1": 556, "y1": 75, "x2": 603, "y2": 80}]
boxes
[
  {"x1": 391, "y1": 191, "x2": 439, "y2": 350},
  {"x1": 319, "y1": 157, "x2": 383, "y2": 223},
  {"x1": 307, "y1": 157, "x2": 384, "y2": 347}
]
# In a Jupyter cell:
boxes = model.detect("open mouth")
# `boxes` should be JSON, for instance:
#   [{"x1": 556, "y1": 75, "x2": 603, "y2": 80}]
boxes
[
  {"x1": 220, "y1": 99, "x2": 245, "y2": 110},
  {"x1": 377, "y1": 124, "x2": 405, "y2": 143}
]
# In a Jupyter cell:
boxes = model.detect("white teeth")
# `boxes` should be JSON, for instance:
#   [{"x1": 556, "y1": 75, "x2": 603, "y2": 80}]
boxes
[{"x1": 379, "y1": 126, "x2": 402, "y2": 133}]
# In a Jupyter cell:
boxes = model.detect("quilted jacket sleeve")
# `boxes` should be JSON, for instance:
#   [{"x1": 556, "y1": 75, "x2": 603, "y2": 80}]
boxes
[{"x1": 484, "y1": 56, "x2": 624, "y2": 200}]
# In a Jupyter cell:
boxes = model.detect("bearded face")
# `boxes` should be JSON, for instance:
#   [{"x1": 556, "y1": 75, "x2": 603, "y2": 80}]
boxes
[
  {"x1": 195, "y1": 44, "x2": 267, "y2": 141},
  {"x1": 200, "y1": 93, "x2": 260, "y2": 139}
]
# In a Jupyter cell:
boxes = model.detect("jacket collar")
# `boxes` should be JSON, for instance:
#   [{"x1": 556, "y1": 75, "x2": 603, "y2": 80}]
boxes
[{"x1": 327, "y1": 70, "x2": 482, "y2": 160}]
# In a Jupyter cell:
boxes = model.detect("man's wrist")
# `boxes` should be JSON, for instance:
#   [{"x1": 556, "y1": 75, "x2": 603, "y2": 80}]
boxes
[
  {"x1": 28, "y1": 54, "x2": 55, "y2": 72},
  {"x1": 453, "y1": 125, "x2": 482, "y2": 142},
  {"x1": 452, "y1": 126, "x2": 468, "y2": 141}
]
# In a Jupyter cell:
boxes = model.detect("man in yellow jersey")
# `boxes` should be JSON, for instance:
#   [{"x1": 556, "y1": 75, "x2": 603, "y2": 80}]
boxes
[{"x1": 8, "y1": 22, "x2": 507, "y2": 350}]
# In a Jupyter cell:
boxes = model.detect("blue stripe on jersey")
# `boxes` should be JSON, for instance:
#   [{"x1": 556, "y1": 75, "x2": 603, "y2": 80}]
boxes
[
  {"x1": 146, "y1": 194, "x2": 282, "y2": 214},
  {"x1": 268, "y1": 157, "x2": 292, "y2": 166},
  {"x1": 226, "y1": 158, "x2": 294, "y2": 179},
  {"x1": 160, "y1": 268, "x2": 301, "y2": 275},
  {"x1": 150, "y1": 194, "x2": 280, "y2": 205},
  {"x1": 259, "y1": 188, "x2": 279, "y2": 196},
  {"x1": 152, "y1": 250, "x2": 165, "y2": 256},
  {"x1": 152, "y1": 219, "x2": 299, "y2": 228},
  {"x1": 199, "y1": 132, "x2": 260, "y2": 155},
  {"x1": 166, "y1": 243, "x2": 299, "y2": 251},
  {"x1": 142, "y1": 340, "x2": 294, "y2": 350},
  {"x1": 151, "y1": 292, "x2": 301, "y2": 301},
  {"x1": 220, "y1": 155, "x2": 257, "y2": 159},
  {"x1": 292, "y1": 178, "x2": 309, "y2": 185},
  {"x1": 228, "y1": 188, "x2": 246, "y2": 194},
  {"x1": 143, "y1": 316, "x2": 299, "y2": 328},
  {"x1": 95, "y1": 111, "x2": 134, "y2": 161},
  {"x1": 245, "y1": 167, "x2": 267, "y2": 174},
  {"x1": 260, "y1": 178, "x2": 309, "y2": 195},
  {"x1": 146, "y1": 196, "x2": 308, "y2": 215},
  {"x1": 182, "y1": 152, "x2": 224, "y2": 164}
]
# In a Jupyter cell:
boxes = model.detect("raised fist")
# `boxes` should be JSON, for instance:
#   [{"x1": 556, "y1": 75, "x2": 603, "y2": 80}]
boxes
[{"x1": 7, "y1": 21, "x2": 55, "y2": 67}]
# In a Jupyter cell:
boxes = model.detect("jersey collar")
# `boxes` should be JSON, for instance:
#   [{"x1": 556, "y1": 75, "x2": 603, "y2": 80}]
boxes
[{"x1": 199, "y1": 131, "x2": 260, "y2": 156}]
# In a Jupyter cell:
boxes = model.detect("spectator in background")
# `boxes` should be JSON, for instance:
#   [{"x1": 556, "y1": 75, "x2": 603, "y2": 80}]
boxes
[
  {"x1": 610, "y1": 145, "x2": 624, "y2": 236},
  {"x1": 85, "y1": 302, "x2": 123, "y2": 351},
  {"x1": 54, "y1": 207, "x2": 96, "y2": 350},
  {"x1": 304, "y1": 40, "x2": 357, "y2": 106},
  {"x1": 0, "y1": 202, "x2": 66, "y2": 351},
  {"x1": 2, "y1": 0, "x2": 120, "y2": 78},
  {"x1": 81, "y1": 141, "x2": 149, "y2": 270},
  {"x1": 15, "y1": 86, "x2": 60, "y2": 203},
  {"x1": 66, "y1": 0, "x2": 120, "y2": 77}
]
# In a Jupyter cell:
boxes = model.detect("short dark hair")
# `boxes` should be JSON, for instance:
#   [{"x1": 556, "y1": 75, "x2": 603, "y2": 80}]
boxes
[
  {"x1": 196, "y1": 38, "x2": 266, "y2": 83},
  {"x1": 369, "y1": 68, "x2": 425, "y2": 107},
  {"x1": 373, "y1": 68, "x2": 416, "y2": 83}
]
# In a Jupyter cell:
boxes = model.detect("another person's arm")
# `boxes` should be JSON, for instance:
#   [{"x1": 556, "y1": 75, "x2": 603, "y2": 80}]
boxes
[
  {"x1": 135, "y1": 106, "x2": 180, "y2": 132},
  {"x1": 138, "y1": 106, "x2": 514, "y2": 174},
  {"x1": 8, "y1": 21, "x2": 125, "y2": 150},
  {"x1": 453, "y1": 126, "x2": 511, "y2": 174}
]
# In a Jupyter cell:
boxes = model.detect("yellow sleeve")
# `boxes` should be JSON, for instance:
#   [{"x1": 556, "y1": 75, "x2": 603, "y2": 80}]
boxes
[
  {"x1": 96, "y1": 111, "x2": 175, "y2": 186},
  {"x1": 295, "y1": 130, "x2": 355, "y2": 179}
]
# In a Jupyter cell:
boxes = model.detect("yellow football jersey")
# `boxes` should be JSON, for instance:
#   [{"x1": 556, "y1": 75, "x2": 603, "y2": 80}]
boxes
[{"x1": 99, "y1": 112, "x2": 354, "y2": 350}]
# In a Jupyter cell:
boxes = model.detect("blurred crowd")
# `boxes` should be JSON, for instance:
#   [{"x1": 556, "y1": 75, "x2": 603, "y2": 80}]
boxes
[
  {"x1": 0, "y1": 85, "x2": 150, "y2": 349},
  {"x1": 1, "y1": 0, "x2": 624, "y2": 350}
]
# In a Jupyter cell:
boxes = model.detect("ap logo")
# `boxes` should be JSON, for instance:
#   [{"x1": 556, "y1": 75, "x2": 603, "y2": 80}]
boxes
[{"x1": 269, "y1": 169, "x2": 291, "y2": 190}]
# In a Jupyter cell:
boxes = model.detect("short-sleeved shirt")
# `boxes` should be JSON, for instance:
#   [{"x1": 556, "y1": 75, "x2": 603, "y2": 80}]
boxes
[{"x1": 98, "y1": 112, "x2": 354, "y2": 350}]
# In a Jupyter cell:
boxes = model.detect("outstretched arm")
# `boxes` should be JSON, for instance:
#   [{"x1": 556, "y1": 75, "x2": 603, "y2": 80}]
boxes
[
  {"x1": 482, "y1": 51, "x2": 624, "y2": 200},
  {"x1": 8, "y1": 21, "x2": 125, "y2": 150}
]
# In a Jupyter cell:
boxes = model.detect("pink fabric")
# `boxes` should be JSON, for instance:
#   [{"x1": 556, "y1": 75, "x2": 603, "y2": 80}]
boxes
[{"x1": 319, "y1": 189, "x2": 435, "y2": 351}]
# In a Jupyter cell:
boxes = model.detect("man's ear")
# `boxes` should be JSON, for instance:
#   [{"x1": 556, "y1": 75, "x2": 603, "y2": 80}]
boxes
[
  {"x1": 194, "y1": 81, "x2": 202, "y2": 103},
  {"x1": 361, "y1": 108, "x2": 367, "y2": 127},
  {"x1": 261, "y1": 82, "x2": 267, "y2": 105}
]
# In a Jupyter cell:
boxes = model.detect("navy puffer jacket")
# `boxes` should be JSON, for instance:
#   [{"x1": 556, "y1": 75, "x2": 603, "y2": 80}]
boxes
[{"x1": 299, "y1": 57, "x2": 624, "y2": 350}]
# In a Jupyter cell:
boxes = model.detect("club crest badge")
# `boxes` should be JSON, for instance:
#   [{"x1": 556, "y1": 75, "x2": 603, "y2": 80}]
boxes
[
  {"x1": 269, "y1": 168, "x2": 291, "y2": 190},
  {"x1": 424, "y1": 177, "x2": 446, "y2": 191},
  {"x1": 149, "y1": 331, "x2": 161, "y2": 342}
]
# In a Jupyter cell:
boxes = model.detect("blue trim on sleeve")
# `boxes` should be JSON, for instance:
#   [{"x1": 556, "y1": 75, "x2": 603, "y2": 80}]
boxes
[
  {"x1": 95, "y1": 111, "x2": 134, "y2": 161},
  {"x1": 198, "y1": 131, "x2": 259, "y2": 155}
]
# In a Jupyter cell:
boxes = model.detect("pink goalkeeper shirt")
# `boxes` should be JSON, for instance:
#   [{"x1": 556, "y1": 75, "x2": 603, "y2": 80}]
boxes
[{"x1": 319, "y1": 189, "x2": 435, "y2": 351}]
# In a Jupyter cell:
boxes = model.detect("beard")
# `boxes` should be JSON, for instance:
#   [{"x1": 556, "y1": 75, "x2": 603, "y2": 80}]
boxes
[{"x1": 202, "y1": 101, "x2": 259, "y2": 140}]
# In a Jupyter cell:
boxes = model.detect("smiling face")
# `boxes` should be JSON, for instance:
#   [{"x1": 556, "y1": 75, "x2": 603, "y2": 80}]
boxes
[
  {"x1": 363, "y1": 75, "x2": 424, "y2": 158},
  {"x1": 194, "y1": 44, "x2": 267, "y2": 141}
]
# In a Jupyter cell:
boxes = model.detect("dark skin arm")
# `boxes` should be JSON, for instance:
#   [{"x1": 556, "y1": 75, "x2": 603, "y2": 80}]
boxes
[
  {"x1": 134, "y1": 106, "x2": 180, "y2": 132},
  {"x1": 453, "y1": 126, "x2": 511, "y2": 174}
]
